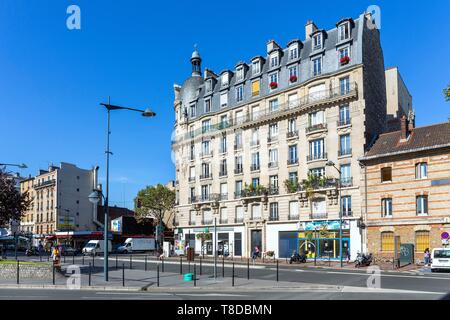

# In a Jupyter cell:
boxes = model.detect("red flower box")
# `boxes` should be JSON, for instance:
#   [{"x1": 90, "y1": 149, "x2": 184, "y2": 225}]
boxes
[
  {"x1": 340, "y1": 56, "x2": 350, "y2": 65},
  {"x1": 269, "y1": 82, "x2": 278, "y2": 89},
  {"x1": 289, "y1": 75, "x2": 298, "y2": 83}
]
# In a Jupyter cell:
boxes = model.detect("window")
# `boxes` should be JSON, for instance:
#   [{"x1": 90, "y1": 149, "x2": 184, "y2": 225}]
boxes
[
  {"x1": 416, "y1": 196, "x2": 428, "y2": 216},
  {"x1": 220, "y1": 183, "x2": 228, "y2": 199},
  {"x1": 381, "y1": 232, "x2": 394, "y2": 251},
  {"x1": 235, "y1": 206, "x2": 244, "y2": 222},
  {"x1": 288, "y1": 66, "x2": 298, "y2": 81},
  {"x1": 309, "y1": 139, "x2": 324, "y2": 160},
  {"x1": 252, "y1": 60, "x2": 260, "y2": 74},
  {"x1": 415, "y1": 163, "x2": 428, "y2": 179},
  {"x1": 269, "y1": 72, "x2": 278, "y2": 89},
  {"x1": 251, "y1": 152, "x2": 260, "y2": 170},
  {"x1": 235, "y1": 181, "x2": 243, "y2": 197},
  {"x1": 235, "y1": 110, "x2": 244, "y2": 124},
  {"x1": 220, "y1": 115, "x2": 228, "y2": 128},
  {"x1": 252, "y1": 80, "x2": 260, "y2": 97},
  {"x1": 339, "y1": 47, "x2": 350, "y2": 65},
  {"x1": 269, "y1": 149, "x2": 278, "y2": 167},
  {"x1": 220, "y1": 92, "x2": 228, "y2": 108},
  {"x1": 340, "y1": 164, "x2": 351, "y2": 186},
  {"x1": 201, "y1": 185, "x2": 211, "y2": 201},
  {"x1": 236, "y1": 85, "x2": 244, "y2": 102},
  {"x1": 201, "y1": 141, "x2": 210, "y2": 156},
  {"x1": 309, "y1": 110, "x2": 324, "y2": 127},
  {"x1": 189, "y1": 210, "x2": 196, "y2": 225},
  {"x1": 235, "y1": 132, "x2": 242, "y2": 149},
  {"x1": 269, "y1": 123, "x2": 279, "y2": 140},
  {"x1": 251, "y1": 106, "x2": 260, "y2": 121},
  {"x1": 313, "y1": 34, "x2": 322, "y2": 50},
  {"x1": 252, "y1": 178, "x2": 260, "y2": 188},
  {"x1": 340, "y1": 76, "x2": 350, "y2": 95},
  {"x1": 338, "y1": 22, "x2": 350, "y2": 41},
  {"x1": 415, "y1": 231, "x2": 430, "y2": 252},
  {"x1": 341, "y1": 196, "x2": 352, "y2": 216},
  {"x1": 189, "y1": 103, "x2": 196, "y2": 118},
  {"x1": 251, "y1": 204, "x2": 261, "y2": 220},
  {"x1": 220, "y1": 207, "x2": 228, "y2": 223},
  {"x1": 288, "y1": 94, "x2": 298, "y2": 109},
  {"x1": 220, "y1": 135, "x2": 227, "y2": 153},
  {"x1": 251, "y1": 128, "x2": 259, "y2": 145},
  {"x1": 381, "y1": 167, "x2": 392, "y2": 182},
  {"x1": 269, "y1": 175, "x2": 279, "y2": 191},
  {"x1": 221, "y1": 73, "x2": 229, "y2": 87},
  {"x1": 382, "y1": 198, "x2": 393, "y2": 217},
  {"x1": 288, "y1": 118, "x2": 297, "y2": 133},
  {"x1": 289, "y1": 201, "x2": 299, "y2": 220},
  {"x1": 289, "y1": 172, "x2": 298, "y2": 183},
  {"x1": 289, "y1": 45, "x2": 298, "y2": 60},
  {"x1": 202, "y1": 119, "x2": 211, "y2": 133},
  {"x1": 270, "y1": 53, "x2": 279, "y2": 67},
  {"x1": 339, "y1": 105, "x2": 350, "y2": 126},
  {"x1": 205, "y1": 79, "x2": 212, "y2": 92},
  {"x1": 204, "y1": 99, "x2": 211, "y2": 113},
  {"x1": 310, "y1": 167, "x2": 325, "y2": 177},
  {"x1": 313, "y1": 57, "x2": 322, "y2": 76},
  {"x1": 339, "y1": 134, "x2": 351, "y2": 156},
  {"x1": 219, "y1": 159, "x2": 227, "y2": 176},
  {"x1": 236, "y1": 67, "x2": 244, "y2": 81},
  {"x1": 288, "y1": 145, "x2": 298, "y2": 164},
  {"x1": 201, "y1": 162, "x2": 210, "y2": 177},
  {"x1": 190, "y1": 144, "x2": 195, "y2": 160},
  {"x1": 269, "y1": 99, "x2": 279, "y2": 112},
  {"x1": 270, "y1": 203, "x2": 279, "y2": 221}
]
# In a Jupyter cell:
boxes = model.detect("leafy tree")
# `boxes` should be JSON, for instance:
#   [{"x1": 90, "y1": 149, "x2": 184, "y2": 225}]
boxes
[
  {"x1": 445, "y1": 85, "x2": 450, "y2": 102},
  {"x1": 134, "y1": 184, "x2": 176, "y2": 249},
  {"x1": 0, "y1": 170, "x2": 31, "y2": 227}
]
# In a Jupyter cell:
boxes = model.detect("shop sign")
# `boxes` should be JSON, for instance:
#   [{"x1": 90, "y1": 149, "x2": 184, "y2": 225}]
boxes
[
  {"x1": 301, "y1": 220, "x2": 350, "y2": 231},
  {"x1": 193, "y1": 228, "x2": 209, "y2": 233},
  {"x1": 111, "y1": 220, "x2": 121, "y2": 232},
  {"x1": 174, "y1": 239, "x2": 185, "y2": 255},
  {"x1": 57, "y1": 216, "x2": 75, "y2": 229}
]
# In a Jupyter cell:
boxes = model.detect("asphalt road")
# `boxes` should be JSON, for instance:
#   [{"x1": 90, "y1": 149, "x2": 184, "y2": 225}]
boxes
[{"x1": 19, "y1": 254, "x2": 450, "y2": 296}]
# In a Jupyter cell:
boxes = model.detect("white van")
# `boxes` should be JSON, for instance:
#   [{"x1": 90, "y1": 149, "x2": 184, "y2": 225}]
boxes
[
  {"x1": 431, "y1": 248, "x2": 450, "y2": 272},
  {"x1": 117, "y1": 238, "x2": 155, "y2": 254},
  {"x1": 82, "y1": 240, "x2": 113, "y2": 256}
]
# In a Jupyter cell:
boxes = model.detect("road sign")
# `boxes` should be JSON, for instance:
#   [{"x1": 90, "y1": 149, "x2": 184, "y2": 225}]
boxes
[{"x1": 441, "y1": 232, "x2": 449, "y2": 240}]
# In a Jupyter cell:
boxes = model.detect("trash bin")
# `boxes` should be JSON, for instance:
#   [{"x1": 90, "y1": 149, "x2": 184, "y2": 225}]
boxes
[
  {"x1": 183, "y1": 273, "x2": 193, "y2": 282},
  {"x1": 187, "y1": 247, "x2": 195, "y2": 261}
]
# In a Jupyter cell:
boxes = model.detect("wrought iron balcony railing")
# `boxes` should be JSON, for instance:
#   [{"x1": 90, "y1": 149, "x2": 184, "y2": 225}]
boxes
[{"x1": 307, "y1": 152, "x2": 328, "y2": 162}]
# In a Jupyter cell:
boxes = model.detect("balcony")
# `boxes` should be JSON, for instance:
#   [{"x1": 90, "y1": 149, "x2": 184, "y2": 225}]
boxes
[
  {"x1": 234, "y1": 167, "x2": 243, "y2": 175},
  {"x1": 219, "y1": 148, "x2": 227, "y2": 154},
  {"x1": 234, "y1": 191, "x2": 243, "y2": 199},
  {"x1": 338, "y1": 148, "x2": 352, "y2": 157},
  {"x1": 250, "y1": 140, "x2": 260, "y2": 147},
  {"x1": 310, "y1": 212, "x2": 328, "y2": 220},
  {"x1": 188, "y1": 177, "x2": 196, "y2": 183},
  {"x1": 337, "y1": 118, "x2": 351, "y2": 127},
  {"x1": 172, "y1": 82, "x2": 358, "y2": 145},
  {"x1": 235, "y1": 217, "x2": 244, "y2": 223},
  {"x1": 219, "y1": 170, "x2": 228, "y2": 177},
  {"x1": 342, "y1": 211, "x2": 353, "y2": 217},
  {"x1": 250, "y1": 164, "x2": 260, "y2": 172},
  {"x1": 307, "y1": 152, "x2": 328, "y2": 162},
  {"x1": 269, "y1": 187, "x2": 279, "y2": 195},
  {"x1": 269, "y1": 215, "x2": 279, "y2": 221},
  {"x1": 200, "y1": 151, "x2": 213, "y2": 158},
  {"x1": 267, "y1": 136, "x2": 278, "y2": 143},
  {"x1": 34, "y1": 179, "x2": 56, "y2": 190},
  {"x1": 202, "y1": 219, "x2": 213, "y2": 225},
  {"x1": 220, "y1": 193, "x2": 228, "y2": 201},
  {"x1": 199, "y1": 173, "x2": 212, "y2": 180},
  {"x1": 189, "y1": 154, "x2": 195, "y2": 161},
  {"x1": 306, "y1": 123, "x2": 328, "y2": 134},
  {"x1": 340, "y1": 177, "x2": 353, "y2": 187},
  {"x1": 268, "y1": 162, "x2": 278, "y2": 169},
  {"x1": 288, "y1": 214, "x2": 299, "y2": 221},
  {"x1": 188, "y1": 196, "x2": 198, "y2": 204},
  {"x1": 287, "y1": 158, "x2": 298, "y2": 165},
  {"x1": 286, "y1": 130, "x2": 299, "y2": 139}
]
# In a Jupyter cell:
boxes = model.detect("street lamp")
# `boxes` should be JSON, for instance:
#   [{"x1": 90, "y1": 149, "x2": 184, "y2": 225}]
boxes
[
  {"x1": 0, "y1": 163, "x2": 28, "y2": 169},
  {"x1": 96, "y1": 98, "x2": 156, "y2": 282},
  {"x1": 326, "y1": 161, "x2": 343, "y2": 268}
]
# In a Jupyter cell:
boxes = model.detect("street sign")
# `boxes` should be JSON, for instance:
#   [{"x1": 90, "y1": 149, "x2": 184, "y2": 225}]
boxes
[
  {"x1": 442, "y1": 239, "x2": 449, "y2": 246},
  {"x1": 441, "y1": 232, "x2": 449, "y2": 240}
]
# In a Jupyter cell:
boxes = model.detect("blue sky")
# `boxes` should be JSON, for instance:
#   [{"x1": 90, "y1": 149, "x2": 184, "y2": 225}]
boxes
[{"x1": 1, "y1": 0, "x2": 449, "y2": 209}]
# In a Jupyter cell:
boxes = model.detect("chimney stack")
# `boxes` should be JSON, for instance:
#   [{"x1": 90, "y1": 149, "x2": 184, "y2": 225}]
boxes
[
  {"x1": 400, "y1": 116, "x2": 409, "y2": 141},
  {"x1": 266, "y1": 40, "x2": 280, "y2": 53},
  {"x1": 305, "y1": 20, "x2": 318, "y2": 39}
]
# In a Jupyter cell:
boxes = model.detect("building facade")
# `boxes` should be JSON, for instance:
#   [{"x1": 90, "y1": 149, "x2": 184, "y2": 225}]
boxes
[
  {"x1": 360, "y1": 119, "x2": 450, "y2": 262},
  {"x1": 19, "y1": 163, "x2": 100, "y2": 242},
  {"x1": 172, "y1": 12, "x2": 387, "y2": 259},
  {"x1": 385, "y1": 67, "x2": 413, "y2": 132}
]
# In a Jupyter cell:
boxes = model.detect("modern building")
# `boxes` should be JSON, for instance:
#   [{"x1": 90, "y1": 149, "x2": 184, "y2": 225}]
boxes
[
  {"x1": 360, "y1": 119, "x2": 450, "y2": 262},
  {"x1": 172, "y1": 12, "x2": 387, "y2": 259},
  {"x1": 385, "y1": 67, "x2": 413, "y2": 132},
  {"x1": 19, "y1": 163, "x2": 100, "y2": 244}
]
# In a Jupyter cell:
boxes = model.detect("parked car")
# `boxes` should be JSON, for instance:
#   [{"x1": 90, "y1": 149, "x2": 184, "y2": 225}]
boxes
[
  {"x1": 60, "y1": 245, "x2": 77, "y2": 256},
  {"x1": 431, "y1": 248, "x2": 450, "y2": 272},
  {"x1": 82, "y1": 240, "x2": 112, "y2": 256}
]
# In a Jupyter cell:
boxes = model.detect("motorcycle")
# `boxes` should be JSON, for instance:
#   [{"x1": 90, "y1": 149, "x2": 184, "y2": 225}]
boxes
[
  {"x1": 289, "y1": 251, "x2": 307, "y2": 264},
  {"x1": 355, "y1": 252, "x2": 373, "y2": 268}
]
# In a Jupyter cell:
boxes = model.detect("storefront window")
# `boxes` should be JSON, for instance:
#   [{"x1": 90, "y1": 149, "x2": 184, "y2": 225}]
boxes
[{"x1": 298, "y1": 229, "x2": 350, "y2": 259}]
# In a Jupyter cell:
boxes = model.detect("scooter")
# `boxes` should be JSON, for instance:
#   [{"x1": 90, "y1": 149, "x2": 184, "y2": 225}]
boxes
[
  {"x1": 355, "y1": 252, "x2": 373, "y2": 268},
  {"x1": 289, "y1": 251, "x2": 307, "y2": 264}
]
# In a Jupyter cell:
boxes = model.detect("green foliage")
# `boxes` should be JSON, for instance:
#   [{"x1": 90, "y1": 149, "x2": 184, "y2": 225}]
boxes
[
  {"x1": 195, "y1": 232, "x2": 212, "y2": 241},
  {"x1": 134, "y1": 184, "x2": 175, "y2": 224},
  {"x1": 0, "y1": 171, "x2": 31, "y2": 226},
  {"x1": 445, "y1": 85, "x2": 450, "y2": 102},
  {"x1": 284, "y1": 179, "x2": 299, "y2": 193}
]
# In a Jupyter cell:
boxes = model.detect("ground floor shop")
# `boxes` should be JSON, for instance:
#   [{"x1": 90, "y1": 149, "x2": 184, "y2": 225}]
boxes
[
  {"x1": 266, "y1": 219, "x2": 362, "y2": 260},
  {"x1": 367, "y1": 223, "x2": 450, "y2": 262}
]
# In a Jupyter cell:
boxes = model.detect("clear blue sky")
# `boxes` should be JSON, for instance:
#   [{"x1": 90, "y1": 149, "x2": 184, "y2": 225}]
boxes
[{"x1": 1, "y1": 0, "x2": 449, "y2": 209}]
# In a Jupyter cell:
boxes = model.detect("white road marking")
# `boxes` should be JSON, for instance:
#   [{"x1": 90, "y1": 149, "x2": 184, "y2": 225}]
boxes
[
  {"x1": 325, "y1": 271, "x2": 450, "y2": 280},
  {"x1": 176, "y1": 293, "x2": 248, "y2": 297}
]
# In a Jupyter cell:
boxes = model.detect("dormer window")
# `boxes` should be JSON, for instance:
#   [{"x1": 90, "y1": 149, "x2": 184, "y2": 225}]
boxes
[
  {"x1": 252, "y1": 60, "x2": 261, "y2": 74},
  {"x1": 338, "y1": 22, "x2": 351, "y2": 42},
  {"x1": 270, "y1": 53, "x2": 279, "y2": 68},
  {"x1": 236, "y1": 67, "x2": 244, "y2": 81},
  {"x1": 289, "y1": 45, "x2": 298, "y2": 60},
  {"x1": 205, "y1": 79, "x2": 213, "y2": 92},
  {"x1": 313, "y1": 34, "x2": 322, "y2": 50},
  {"x1": 221, "y1": 73, "x2": 229, "y2": 87}
]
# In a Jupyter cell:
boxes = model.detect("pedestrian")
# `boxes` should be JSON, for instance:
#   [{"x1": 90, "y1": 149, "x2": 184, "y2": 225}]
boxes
[
  {"x1": 424, "y1": 248, "x2": 431, "y2": 266},
  {"x1": 252, "y1": 246, "x2": 260, "y2": 262}
]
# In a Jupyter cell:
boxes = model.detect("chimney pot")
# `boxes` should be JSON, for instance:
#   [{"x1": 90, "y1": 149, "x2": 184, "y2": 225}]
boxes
[
  {"x1": 400, "y1": 116, "x2": 408, "y2": 140},
  {"x1": 305, "y1": 20, "x2": 318, "y2": 39}
]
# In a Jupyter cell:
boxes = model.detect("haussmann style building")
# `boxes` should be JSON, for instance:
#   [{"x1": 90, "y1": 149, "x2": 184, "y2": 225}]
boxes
[{"x1": 171, "y1": 12, "x2": 388, "y2": 260}]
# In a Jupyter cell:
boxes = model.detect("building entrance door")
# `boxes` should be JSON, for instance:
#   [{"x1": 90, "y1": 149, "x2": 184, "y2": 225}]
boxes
[{"x1": 251, "y1": 230, "x2": 262, "y2": 257}]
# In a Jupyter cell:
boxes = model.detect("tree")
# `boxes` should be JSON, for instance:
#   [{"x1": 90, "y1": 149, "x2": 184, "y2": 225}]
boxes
[
  {"x1": 134, "y1": 184, "x2": 176, "y2": 249},
  {"x1": 445, "y1": 85, "x2": 450, "y2": 102},
  {"x1": 0, "y1": 170, "x2": 31, "y2": 227}
]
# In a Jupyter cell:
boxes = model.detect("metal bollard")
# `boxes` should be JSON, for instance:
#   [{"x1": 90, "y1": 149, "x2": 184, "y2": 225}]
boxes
[
  {"x1": 40, "y1": 252, "x2": 42, "y2": 262},
  {"x1": 92, "y1": 254, "x2": 95, "y2": 268},
  {"x1": 247, "y1": 258, "x2": 250, "y2": 280},
  {"x1": 276, "y1": 260, "x2": 279, "y2": 282},
  {"x1": 82, "y1": 255, "x2": 84, "y2": 265},
  {"x1": 122, "y1": 264, "x2": 125, "y2": 287},
  {"x1": 222, "y1": 256, "x2": 225, "y2": 277},
  {"x1": 194, "y1": 264, "x2": 197, "y2": 287},
  {"x1": 64, "y1": 254, "x2": 66, "y2": 264},
  {"x1": 232, "y1": 263, "x2": 235, "y2": 287},
  {"x1": 88, "y1": 263, "x2": 91, "y2": 286},
  {"x1": 180, "y1": 257, "x2": 183, "y2": 275},
  {"x1": 200, "y1": 258, "x2": 202, "y2": 276},
  {"x1": 162, "y1": 257, "x2": 164, "y2": 273},
  {"x1": 129, "y1": 255, "x2": 132, "y2": 269},
  {"x1": 145, "y1": 256, "x2": 147, "y2": 271},
  {"x1": 53, "y1": 266, "x2": 55, "y2": 285},
  {"x1": 116, "y1": 254, "x2": 118, "y2": 270},
  {"x1": 72, "y1": 253, "x2": 75, "y2": 265},
  {"x1": 157, "y1": 264, "x2": 160, "y2": 287},
  {"x1": 47, "y1": 253, "x2": 50, "y2": 262},
  {"x1": 16, "y1": 260, "x2": 19, "y2": 285}
]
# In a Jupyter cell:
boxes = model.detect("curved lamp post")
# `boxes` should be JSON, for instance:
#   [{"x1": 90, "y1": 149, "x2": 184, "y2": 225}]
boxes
[
  {"x1": 95, "y1": 98, "x2": 156, "y2": 282},
  {"x1": 326, "y1": 160, "x2": 343, "y2": 268},
  {"x1": 0, "y1": 163, "x2": 27, "y2": 169}
]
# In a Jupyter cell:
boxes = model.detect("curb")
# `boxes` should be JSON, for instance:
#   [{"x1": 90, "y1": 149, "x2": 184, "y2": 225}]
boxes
[{"x1": 0, "y1": 284, "x2": 143, "y2": 291}]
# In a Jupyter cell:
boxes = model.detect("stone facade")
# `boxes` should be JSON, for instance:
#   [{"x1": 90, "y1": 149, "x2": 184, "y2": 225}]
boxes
[
  {"x1": 172, "y1": 12, "x2": 387, "y2": 259},
  {"x1": 0, "y1": 263, "x2": 52, "y2": 280}
]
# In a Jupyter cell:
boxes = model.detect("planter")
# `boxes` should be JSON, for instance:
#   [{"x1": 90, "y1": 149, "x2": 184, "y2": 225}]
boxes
[
  {"x1": 269, "y1": 82, "x2": 278, "y2": 90},
  {"x1": 340, "y1": 56, "x2": 350, "y2": 65},
  {"x1": 289, "y1": 75, "x2": 298, "y2": 83}
]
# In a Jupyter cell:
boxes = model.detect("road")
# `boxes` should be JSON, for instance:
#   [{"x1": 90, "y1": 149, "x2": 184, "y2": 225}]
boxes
[{"x1": 14, "y1": 253, "x2": 450, "y2": 299}]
